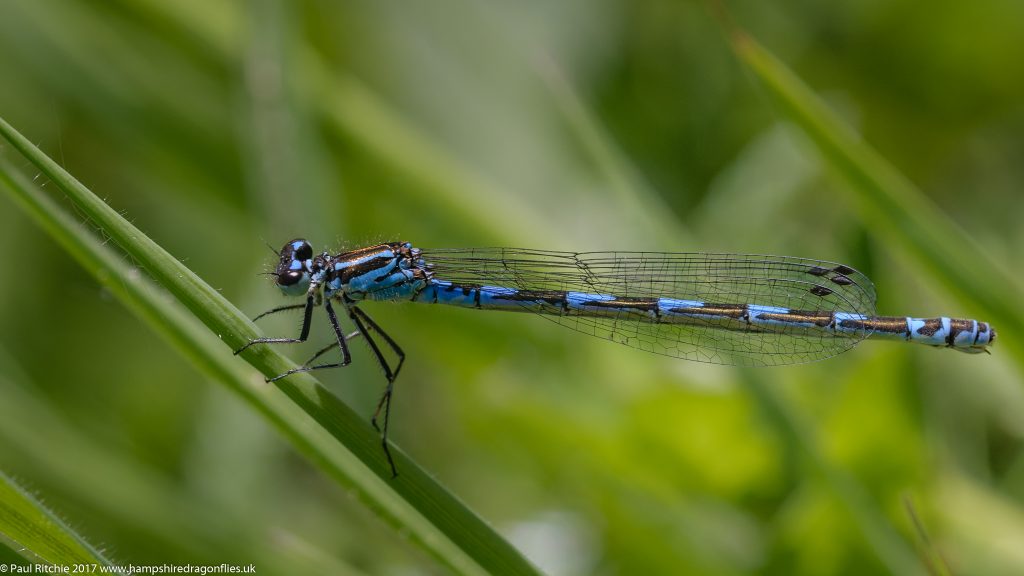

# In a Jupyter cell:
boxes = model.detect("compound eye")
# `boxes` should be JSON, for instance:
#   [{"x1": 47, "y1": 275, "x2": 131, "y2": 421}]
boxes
[
  {"x1": 294, "y1": 241, "x2": 313, "y2": 261},
  {"x1": 281, "y1": 238, "x2": 312, "y2": 260},
  {"x1": 278, "y1": 270, "x2": 305, "y2": 287}
]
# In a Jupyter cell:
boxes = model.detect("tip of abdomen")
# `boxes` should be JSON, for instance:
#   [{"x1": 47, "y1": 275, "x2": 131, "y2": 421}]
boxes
[
  {"x1": 949, "y1": 319, "x2": 996, "y2": 354},
  {"x1": 889, "y1": 316, "x2": 995, "y2": 354}
]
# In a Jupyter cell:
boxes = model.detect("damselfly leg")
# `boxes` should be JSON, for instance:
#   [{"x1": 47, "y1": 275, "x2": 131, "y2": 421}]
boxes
[
  {"x1": 261, "y1": 298, "x2": 353, "y2": 382},
  {"x1": 234, "y1": 285, "x2": 317, "y2": 355},
  {"x1": 251, "y1": 303, "x2": 306, "y2": 322},
  {"x1": 346, "y1": 303, "x2": 406, "y2": 478},
  {"x1": 239, "y1": 289, "x2": 405, "y2": 476}
]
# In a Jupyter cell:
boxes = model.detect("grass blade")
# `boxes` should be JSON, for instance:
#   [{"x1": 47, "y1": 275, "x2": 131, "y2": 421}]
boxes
[
  {"x1": 740, "y1": 370, "x2": 929, "y2": 576},
  {"x1": 0, "y1": 471, "x2": 111, "y2": 566},
  {"x1": 0, "y1": 117, "x2": 539, "y2": 576}
]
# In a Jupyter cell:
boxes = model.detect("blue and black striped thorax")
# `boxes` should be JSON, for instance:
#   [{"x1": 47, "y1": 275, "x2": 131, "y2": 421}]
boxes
[{"x1": 273, "y1": 239, "x2": 430, "y2": 301}]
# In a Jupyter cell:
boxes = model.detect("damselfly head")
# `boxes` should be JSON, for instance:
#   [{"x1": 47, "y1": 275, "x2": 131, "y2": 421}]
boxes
[{"x1": 275, "y1": 238, "x2": 314, "y2": 296}]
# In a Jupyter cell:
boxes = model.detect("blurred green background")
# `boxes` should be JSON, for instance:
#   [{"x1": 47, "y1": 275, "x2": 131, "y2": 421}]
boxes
[{"x1": 0, "y1": 0, "x2": 1022, "y2": 574}]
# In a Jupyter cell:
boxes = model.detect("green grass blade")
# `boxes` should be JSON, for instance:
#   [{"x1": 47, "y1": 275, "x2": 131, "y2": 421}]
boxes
[
  {"x1": 0, "y1": 118, "x2": 539, "y2": 576},
  {"x1": 0, "y1": 344, "x2": 274, "y2": 562},
  {"x1": 740, "y1": 371, "x2": 929, "y2": 576},
  {"x1": 724, "y1": 29, "x2": 1024, "y2": 372},
  {"x1": 0, "y1": 471, "x2": 112, "y2": 566},
  {"x1": 903, "y1": 495, "x2": 953, "y2": 576}
]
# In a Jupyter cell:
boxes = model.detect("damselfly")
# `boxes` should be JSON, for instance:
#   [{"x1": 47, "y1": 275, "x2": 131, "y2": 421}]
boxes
[{"x1": 236, "y1": 239, "x2": 997, "y2": 476}]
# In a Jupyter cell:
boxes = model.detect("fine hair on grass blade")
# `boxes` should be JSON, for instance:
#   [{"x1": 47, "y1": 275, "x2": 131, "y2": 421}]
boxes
[
  {"x1": 0, "y1": 118, "x2": 541, "y2": 576},
  {"x1": 0, "y1": 471, "x2": 112, "y2": 567}
]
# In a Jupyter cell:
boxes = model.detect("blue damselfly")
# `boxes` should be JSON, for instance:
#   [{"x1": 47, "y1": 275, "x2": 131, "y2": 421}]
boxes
[{"x1": 236, "y1": 240, "x2": 996, "y2": 476}]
